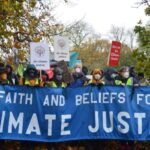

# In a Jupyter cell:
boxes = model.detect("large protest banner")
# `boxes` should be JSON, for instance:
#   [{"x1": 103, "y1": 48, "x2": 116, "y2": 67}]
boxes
[{"x1": 0, "y1": 85, "x2": 149, "y2": 142}]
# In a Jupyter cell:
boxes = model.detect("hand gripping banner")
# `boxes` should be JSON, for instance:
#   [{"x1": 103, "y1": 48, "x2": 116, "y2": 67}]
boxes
[{"x1": 0, "y1": 85, "x2": 149, "y2": 142}]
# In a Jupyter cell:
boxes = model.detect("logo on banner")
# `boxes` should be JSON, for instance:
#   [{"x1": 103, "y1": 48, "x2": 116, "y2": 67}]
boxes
[
  {"x1": 57, "y1": 39, "x2": 66, "y2": 50},
  {"x1": 35, "y1": 46, "x2": 45, "y2": 57}
]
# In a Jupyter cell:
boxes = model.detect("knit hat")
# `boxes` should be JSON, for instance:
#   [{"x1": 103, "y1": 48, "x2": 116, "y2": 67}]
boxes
[
  {"x1": 119, "y1": 66, "x2": 129, "y2": 72},
  {"x1": 26, "y1": 64, "x2": 36, "y2": 71}
]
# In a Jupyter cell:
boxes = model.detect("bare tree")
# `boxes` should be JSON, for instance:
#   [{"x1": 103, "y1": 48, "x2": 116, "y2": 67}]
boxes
[
  {"x1": 65, "y1": 21, "x2": 94, "y2": 48},
  {"x1": 109, "y1": 25, "x2": 137, "y2": 49},
  {"x1": 109, "y1": 25, "x2": 126, "y2": 43},
  {"x1": 126, "y1": 29, "x2": 136, "y2": 49},
  {"x1": 135, "y1": 0, "x2": 150, "y2": 6}
]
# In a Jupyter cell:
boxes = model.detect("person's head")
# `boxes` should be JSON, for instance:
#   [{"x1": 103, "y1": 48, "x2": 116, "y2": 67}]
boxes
[
  {"x1": 6, "y1": 64, "x2": 13, "y2": 74},
  {"x1": 92, "y1": 69, "x2": 103, "y2": 81},
  {"x1": 105, "y1": 67, "x2": 118, "y2": 80},
  {"x1": 82, "y1": 66, "x2": 88, "y2": 75},
  {"x1": 41, "y1": 70, "x2": 49, "y2": 82},
  {"x1": 26, "y1": 64, "x2": 38, "y2": 79},
  {"x1": 54, "y1": 67, "x2": 64, "y2": 81},
  {"x1": 74, "y1": 63, "x2": 82, "y2": 73},
  {"x1": 0, "y1": 63, "x2": 7, "y2": 81},
  {"x1": 119, "y1": 66, "x2": 130, "y2": 79}
]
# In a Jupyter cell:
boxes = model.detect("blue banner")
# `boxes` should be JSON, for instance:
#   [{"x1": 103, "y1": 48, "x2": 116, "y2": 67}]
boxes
[{"x1": 0, "y1": 85, "x2": 149, "y2": 142}]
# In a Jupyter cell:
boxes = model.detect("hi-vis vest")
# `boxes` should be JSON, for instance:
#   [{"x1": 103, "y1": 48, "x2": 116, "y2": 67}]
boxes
[
  {"x1": 24, "y1": 78, "x2": 39, "y2": 86},
  {"x1": 50, "y1": 81, "x2": 66, "y2": 88},
  {"x1": 115, "y1": 77, "x2": 133, "y2": 86},
  {"x1": 0, "y1": 80, "x2": 9, "y2": 85},
  {"x1": 87, "y1": 79, "x2": 105, "y2": 85}
]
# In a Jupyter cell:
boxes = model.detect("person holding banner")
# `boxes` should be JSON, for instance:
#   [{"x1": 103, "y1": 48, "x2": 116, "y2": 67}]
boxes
[
  {"x1": 6, "y1": 64, "x2": 19, "y2": 85},
  {"x1": 49, "y1": 67, "x2": 66, "y2": 88},
  {"x1": 69, "y1": 63, "x2": 88, "y2": 88},
  {"x1": 88, "y1": 68, "x2": 105, "y2": 86},
  {"x1": 104, "y1": 67, "x2": 118, "y2": 85},
  {"x1": 19, "y1": 64, "x2": 41, "y2": 86},
  {"x1": 115, "y1": 66, "x2": 137, "y2": 86},
  {"x1": 0, "y1": 63, "x2": 10, "y2": 85},
  {"x1": 129, "y1": 67, "x2": 146, "y2": 86},
  {"x1": 115, "y1": 66, "x2": 136, "y2": 149}
]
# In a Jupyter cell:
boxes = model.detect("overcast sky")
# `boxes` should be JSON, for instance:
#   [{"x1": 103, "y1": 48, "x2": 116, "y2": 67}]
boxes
[{"x1": 55, "y1": 0, "x2": 149, "y2": 37}]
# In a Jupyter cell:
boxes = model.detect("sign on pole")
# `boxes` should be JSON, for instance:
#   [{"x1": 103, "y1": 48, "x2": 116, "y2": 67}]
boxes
[
  {"x1": 30, "y1": 42, "x2": 50, "y2": 70},
  {"x1": 108, "y1": 41, "x2": 121, "y2": 66},
  {"x1": 54, "y1": 36, "x2": 70, "y2": 61}
]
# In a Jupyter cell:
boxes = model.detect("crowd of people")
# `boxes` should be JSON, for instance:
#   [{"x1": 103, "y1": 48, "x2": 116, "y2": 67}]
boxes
[
  {"x1": 0, "y1": 61, "x2": 149, "y2": 149},
  {"x1": 0, "y1": 61, "x2": 148, "y2": 88}
]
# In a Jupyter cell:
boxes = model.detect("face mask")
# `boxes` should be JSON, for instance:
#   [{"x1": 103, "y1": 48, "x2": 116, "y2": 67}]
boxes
[
  {"x1": 29, "y1": 69, "x2": 36, "y2": 78},
  {"x1": 75, "y1": 68, "x2": 81, "y2": 73},
  {"x1": 56, "y1": 75, "x2": 62, "y2": 81},
  {"x1": 122, "y1": 72, "x2": 129, "y2": 78},
  {"x1": 94, "y1": 74, "x2": 101, "y2": 80},
  {"x1": 111, "y1": 73, "x2": 117, "y2": 79}
]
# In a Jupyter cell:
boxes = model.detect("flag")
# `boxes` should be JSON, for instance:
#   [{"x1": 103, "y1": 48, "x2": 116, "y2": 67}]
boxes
[
  {"x1": 69, "y1": 52, "x2": 79, "y2": 68},
  {"x1": 17, "y1": 64, "x2": 25, "y2": 77}
]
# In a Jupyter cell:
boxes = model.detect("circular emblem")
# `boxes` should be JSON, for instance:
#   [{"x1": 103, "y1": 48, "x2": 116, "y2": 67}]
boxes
[
  {"x1": 35, "y1": 46, "x2": 45, "y2": 57},
  {"x1": 57, "y1": 39, "x2": 66, "y2": 49}
]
